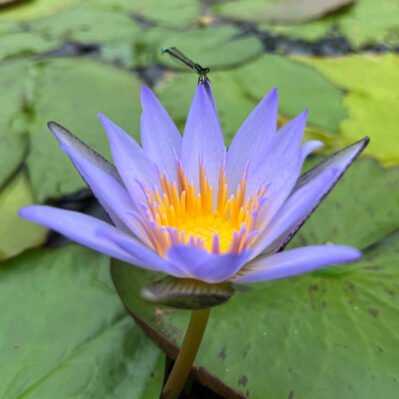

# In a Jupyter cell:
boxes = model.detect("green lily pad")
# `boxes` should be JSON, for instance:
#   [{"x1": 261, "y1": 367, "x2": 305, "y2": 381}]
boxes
[
  {"x1": 131, "y1": 0, "x2": 200, "y2": 27},
  {"x1": 156, "y1": 54, "x2": 346, "y2": 144},
  {"x1": 297, "y1": 54, "x2": 399, "y2": 166},
  {"x1": 213, "y1": 0, "x2": 354, "y2": 23},
  {"x1": 0, "y1": 134, "x2": 27, "y2": 190},
  {"x1": 111, "y1": 158, "x2": 399, "y2": 398},
  {"x1": 0, "y1": 32, "x2": 55, "y2": 62},
  {"x1": 93, "y1": 0, "x2": 200, "y2": 25},
  {"x1": 100, "y1": 26, "x2": 173, "y2": 68},
  {"x1": 114, "y1": 231, "x2": 399, "y2": 399},
  {"x1": 230, "y1": 54, "x2": 347, "y2": 133},
  {"x1": 0, "y1": 173, "x2": 47, "y2": 260},
  {"x1": 30, "y1": 3, "x2": 141, "y2": 44},
  {"x1": 0, "y1": 245, "x2": 164, "y2": 398},
  {"x1": 26, "y1": 58, "x2": 143, "y2": 202},
  {"x1": 0, "y1": 60, "x2": 31, "y2": 192},
  {"x1": 0, "y1": 0, "x2": 29, "y2": 8},
  {"x1": 264, "y1": 0, "x2": 399, "y2": 48},
  {"x1": 290, "y1": 158, "x2": 399, "y2": 251},
  {"x1": 0, "y1": 0, "x2": 81, "y2": 22},
  {"x1": 0, "y1": 60, "x2": 33, "y2": 138},
  {"x1": 158, "y1": 26, "x2": 263, "y2": 70}
]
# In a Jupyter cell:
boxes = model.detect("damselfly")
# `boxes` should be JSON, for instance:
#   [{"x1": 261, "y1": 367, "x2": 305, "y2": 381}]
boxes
[{"x1": 162, "y1": 47, "x2": 210, "y2": 84}]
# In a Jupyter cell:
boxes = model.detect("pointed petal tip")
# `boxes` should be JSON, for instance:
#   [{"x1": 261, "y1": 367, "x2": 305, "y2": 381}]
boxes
[
  {"x1": 140, "y1": 85, "x2": 155, "y2": 103},
  {"x1": 47, "y1": 120, "x2": 65, "y2": 137},
  {"x1": 97, "y1": 112, "x2": 112, "y2": 126},
  {"x1": 289, "y1": 109, "x2": 309, "y2": 126},
  {"x1": 357, "y1": 136, "x2": 370, "y2": 148},
  {"x1": 47, "y1": 120, "x2": 58, "y2": 130},
  {"x1": 269, "y1": 87, "x2": 278, "y2": 97},
  {"x1": 47, "y1": 121, "x2": 72, "y2": 147}
]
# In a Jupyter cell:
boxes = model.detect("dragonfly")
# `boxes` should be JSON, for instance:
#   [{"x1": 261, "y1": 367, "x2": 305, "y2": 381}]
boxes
[{"x1": 161, "y1": 47, "x2": 210, "y2": 84}]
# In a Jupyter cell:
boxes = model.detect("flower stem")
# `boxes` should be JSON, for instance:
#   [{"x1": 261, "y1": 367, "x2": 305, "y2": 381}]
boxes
[{"x1": 161, "y1": 308, "x2": 210, "y2": 399}]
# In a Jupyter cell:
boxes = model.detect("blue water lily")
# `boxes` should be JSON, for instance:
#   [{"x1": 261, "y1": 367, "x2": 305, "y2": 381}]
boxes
[{"x1": 20, "y1": 81, "x2": 368, "y2": 284}]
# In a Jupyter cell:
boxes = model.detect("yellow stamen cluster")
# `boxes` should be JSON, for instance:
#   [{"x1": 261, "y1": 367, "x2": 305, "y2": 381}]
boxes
[{"x1": 142, "y1": 163, "x2": 265, "y2": 256}]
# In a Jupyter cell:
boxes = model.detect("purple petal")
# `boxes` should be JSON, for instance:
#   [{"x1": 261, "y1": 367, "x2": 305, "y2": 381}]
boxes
[
  {"x1": 247, "y1": 111, "x2": 308, "y2": 225},
  {"x1": 166, "y1": 245, "x2": 253, "y2": 283},
  {"x1": 48, "y1": 121, "x2": 136, "y2": 233},
  {"x1": 181, "y1": 81, "x2": 226, "y2": 190},
  {"x1": 98, "y1": 227, "x2": 187, "y2": 277},
  {"x1": 266, "y1": 137, "x2": 370, "y2": 254},
  {"x1": 294, "y1": 137, "x2": 369, "y2": 192},
  {"x1": 226, "y1": 89, "x2": 278, "y2": 192},
  {"x1": 251, "y1": 166, "x2": 338, "y2": 257},
  {"x1": 20, "y1": 205, "x2": 141, "y2": 265},
  {"x1": 226, "y1": 88, "x2": 278, "y2": 192},
  {"x1": 98, "y1": 114, "x2": 160, "y2": 205},
  {"x1": 300, "y1": 140, "x2": 324, "y2": 163},
  {"x1": 140, "y1": 87, "x2": 182, "y2": 181},
  {"x1": 234, "y1": 245, "x2": 361, "y2": 283}
]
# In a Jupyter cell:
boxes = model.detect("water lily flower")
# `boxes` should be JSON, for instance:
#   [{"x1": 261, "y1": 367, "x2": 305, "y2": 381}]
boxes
[{"x1": 20, "y1": 81, "x2": 368, "y2": 285}]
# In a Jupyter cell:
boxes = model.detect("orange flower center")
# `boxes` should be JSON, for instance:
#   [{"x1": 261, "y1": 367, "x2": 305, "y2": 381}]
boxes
[{"x1": 142, "y1": 163, "x2": 265, "y2": 256}]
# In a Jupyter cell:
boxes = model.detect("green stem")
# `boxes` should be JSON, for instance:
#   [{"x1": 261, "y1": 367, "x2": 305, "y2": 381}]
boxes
[{"x1": 161, "y1": 308, "x2": 210, "y2": 399}]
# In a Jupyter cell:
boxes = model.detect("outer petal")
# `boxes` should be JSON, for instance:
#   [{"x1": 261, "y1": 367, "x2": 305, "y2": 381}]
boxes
[
  {"x1": 20, "y1": 206, "x2": 141, "y2": 265},
  {"x1": 258, "y1": 137, "x2": 370, "y2": 256},
  {"x1": 181, "y1": 81, "x2": 225, "y2": 190},
  {"x1": 98, "y1": 227, "x2": 188, "y2": 277},
  {"x1": 140, "y1": 87, "x2": 182, "y2": 181},
  {"x1": 234, "y1": 245, "x2": 361, "y2": 283},
  {"x1": 246, "y1": 111, "x2": 308, "y2": 226},
  {"x1": 48, "y1": 121, "x2": 135, "y2": 233},
  {"x1": 166, "y1": 245, "x2": 253, "y2": 283},
  {"x1": 251, "y1": 166, "x2": 338, "y2": 257},
  {"x1": 98, "y1": 114, "x2": 160, "y2": 205},
  {"x1": 226, "y1": 88, "x2": 278, "y2": 192}
]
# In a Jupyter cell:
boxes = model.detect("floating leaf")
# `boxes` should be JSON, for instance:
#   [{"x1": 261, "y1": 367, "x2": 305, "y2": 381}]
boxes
[
  {"x1": 112, "y1": 158, "x2": 399, "y2": 399},
  {"x1": 26, "y1": 58, "x2": 142, "y2": 201},
  {"x1": 297, "y1": 54, "x2": 399, "y2": 165},
  {"x1": 213, "y1": 0, "x2": 354, "y2": 23},
  {"x1": 0, "y1": 31, "x2": 55, "y2": 62},
  {"x1": 0, "y1": 0, "x2": 81, "y2": 22},
  {"x1": 0, "y1": 60, "x2": 33, "y2": 138},
  {"x1": 0, "y1": 0, "x2": 29, "y2": 8},
  {"x1": 0, "y1": 134, "x2": 27, "y2": 190},
  {"x1": 264, "y1": 0, "x2": 399, "y2": 48},
  {"x1": 93, "y1": 0, "x2": 200, "y2": 26},
  {"x1": 130, "y1": 0, "x2": 200, "y2": 27},
  {"x1": 30, "y1": 3, "x2": 141, "y2": 44},
  {"x1": 0, "y1": 173, "x2": 47, "y2": 260},
  {"x1": 100, "y1": 26, "x2": 174, "y2": 68},
  {"x1": 0, "y1": 245, "x2": 164, "y2": 398},
  {"x1": 0, "y1": 61, "x2": 33, "y2": 192},
  {"x1": 158, "y1": 26, "x2": 263, "y2": 70},
  {"x1": 230, "y1": 54, "x2": 347, "y2": 132}
]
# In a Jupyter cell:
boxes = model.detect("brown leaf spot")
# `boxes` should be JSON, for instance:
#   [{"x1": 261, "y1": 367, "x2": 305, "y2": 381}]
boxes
[
  {"x1": 238, "y1": 375, "x2": 248, "y2": 387},
  {"x1": 368, "y1": 307, "x2": 379, "y2": 318},
  {"x1": 218, "y1": 346, "x2": 227, "y2": 362}
]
